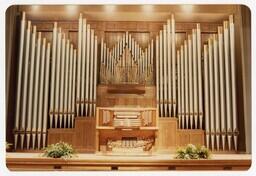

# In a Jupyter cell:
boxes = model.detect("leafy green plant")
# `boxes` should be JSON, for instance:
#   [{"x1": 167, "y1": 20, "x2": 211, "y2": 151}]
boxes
[
  {"x1": 175, "y1": 144, "x2": 210, "y2": 159},
  {"x1": 43, "y1": 141, "x2": 76, "y2": 159}
]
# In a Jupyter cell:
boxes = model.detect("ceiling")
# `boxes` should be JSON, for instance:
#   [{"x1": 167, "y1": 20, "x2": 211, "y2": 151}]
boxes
[{"x1": 17, "y1": 5, "x2": 240, "y2": 22}]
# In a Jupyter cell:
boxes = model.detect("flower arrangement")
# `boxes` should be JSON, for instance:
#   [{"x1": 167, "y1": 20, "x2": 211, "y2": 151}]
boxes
[
  {"x1": 175, "y1": 144, "x2": 210, "y2": 159},
  {"x1": 43, "y1": 141, "x2": 76, "y2": 159}
]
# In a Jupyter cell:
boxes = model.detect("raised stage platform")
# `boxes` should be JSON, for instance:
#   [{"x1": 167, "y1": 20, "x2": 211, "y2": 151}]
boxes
[{"x1": 6, "y1": 153, "x2": 251, "y2": 171}]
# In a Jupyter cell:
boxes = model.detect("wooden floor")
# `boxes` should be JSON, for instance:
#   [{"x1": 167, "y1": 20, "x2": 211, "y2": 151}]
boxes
[{"x1": 6, "y1": 152, "x2": 251, "y2": 171}]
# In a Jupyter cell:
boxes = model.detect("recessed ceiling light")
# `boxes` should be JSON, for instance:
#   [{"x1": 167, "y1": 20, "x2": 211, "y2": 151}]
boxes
[
  {"x1": 104, "y1": 5, "x2": 116, "y2": 12},
  {"x1": 181, "y1": 5, "x2": 194, "y2": 13},
  {"x1": 142, "y1": 5, "x2": 154, "y2": 12},
  {"x1": 66, "y1": 5, "x2": 78, "y2": 16}
]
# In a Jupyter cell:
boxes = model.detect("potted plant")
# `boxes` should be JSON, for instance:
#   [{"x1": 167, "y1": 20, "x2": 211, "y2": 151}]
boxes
[
  {"x1": 43, "y1": 141, "x2": 76, "y2": 159},
  {"x1": 174, "y1": 144, "x2": 210, "y2": 159}
]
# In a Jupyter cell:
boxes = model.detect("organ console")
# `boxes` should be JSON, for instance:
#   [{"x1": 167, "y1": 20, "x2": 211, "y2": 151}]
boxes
[{"x1": 12, "y1": 11, "x2": 238, "y2": 153}]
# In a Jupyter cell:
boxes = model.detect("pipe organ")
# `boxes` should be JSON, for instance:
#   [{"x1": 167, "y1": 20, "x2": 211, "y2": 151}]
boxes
[
  {"x1": 100, "y1": 32, "x2": 154, "y2": 85},
  {"x1": 12, "y1": 11, "x2": 239, "y2": 152}
]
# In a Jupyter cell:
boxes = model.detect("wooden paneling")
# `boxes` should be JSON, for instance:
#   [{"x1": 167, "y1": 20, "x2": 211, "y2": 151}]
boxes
[
  {"x1": 157, "y1": 118, "x2": 205, "y2": 151},
  {"x1": 97, "y1": 85, "x2": 156, "y2": 107},
  {"x1": 157, "y1": 118, "x2": 177, "y2": 150},
  {"x1": 74, "y1": 117, "x2": 96, "y2": 151},
  {"x1": 47, "y1": 129, "x2": 75, "y2": 145},
  {"x1": 177, "y1": 129, "x2": 205, "y2": 146},
  {"x1": 47, "y1": 117, "x2": 96, "y2": 152}
]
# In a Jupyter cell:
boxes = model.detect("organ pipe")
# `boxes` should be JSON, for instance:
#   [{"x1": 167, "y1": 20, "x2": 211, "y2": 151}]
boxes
[
  {"x1": 64, "y1": 40, "x2": 70, "y2": 128},
  {"x1": 181, "y1": 45, "x2": 185, "y2": 129},
  {"x1": 14, "y1": 12, "x2": 25, "y2": 150},
  {"x1": 42, "y1": 43, "x2": 51, "y2": 148},
  {"x1": 93, "y1": 36, "x2": 98, "y2": 116},
  {"x1": 76, "y1": 14, "x2": 83, "y2": 116},
  {"x1": 184, "y1": 40, "x2": 189, "y2": 129},
  {"x1": 37, "y1": 38, "x2": 46, "y2": 149},
  {"x1": 59, "y1": 34, "x2": 66, "y2": 127},
  {"x1": 85, "y1": 24, "x2": 91, "y2": 116},
  {"x1": 49, "y1": 22, "x2": 57, "y2": 129},
  {"x1": 26, "y1": 25, "x2": 36, "y2": 149},
  {"x1": 218, "y1": 26, "x2": 226, "y2": 151},
  {"x1": 89, "y1": 29, "x2": 94, "y2": 116},
  {"x1": 32, "y1": 32, "x2": 42, "y2": 149},
  {"x1": 71, "y1": 50, "x2": 77, "y2": 127},
  {"x1": 68, "y1": 44, "x2": 74, "y2": 128},
  {"x1": 224, "y1": 21, "x2": 232, "y2": 151},
  {"x1": 213, "y1": 34, "x2": 220, "y2": 150},
  {"x1": 229, "y1": 15, "x2": 238, "y2": 151},
  {"x1": 197, "y1": 24, "x2": 203, "y2": 129},
  {"x1": 192, "y1": 29, "x2": 198, "y2": 129},
  {"x1": 208, "y1": 37, "x2": 215, "y2": 150},
  {"x1": 204, "y1": 44, "x2": 210, "y2": 149},
  {"x1": 188, "y1": 35, "x2": 193, "y2": 129},
  {"x1": 177, "y1": 50, "x2": 181, "y2": 128},
  {"x1": 54, "y1": 28, "x2": 62, "y2": 128},
  {"x1": 163, "y1": 25, "x2": 167, "y2": 116},
  {"x1": 171, "y1": 14, "x2": 176, "y2": 117},
  {"x1": 81, "y1": 19, "x2": 87, "y2": 116},
  {"x1": 159, "y1": 30, "x2": 163, "y2": 117},
  {"x1": 167, "y1": 19, "x2": 172, "y2": 118},
  {"x1": 156, "y1": 36, "x2": 159, "y2": 117},
  {"x1": 20, "y1": 20, "x2": 31, "y2": 149}
]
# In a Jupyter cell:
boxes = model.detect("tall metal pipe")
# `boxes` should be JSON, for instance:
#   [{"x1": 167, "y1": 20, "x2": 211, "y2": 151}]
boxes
[
  {"x1": 37, "y1": 38, "x2": 46, "y2": 149},
  {"x1": 229, "y1": 15, "x2": 238, "y2": 151},
  {"x1": 171, "y1": 14, "x2": 176, "y2": 117},
  {"x1": 177, "y1": 50, "x2": 181, "y2": 128},
  {"x1": 184, "y1": 40, "x2": 189, "y2": 129},
  {"x1": 208, "y1": 37, "x2": 215, "y2": 150},
  {"x1": 55, "y1": 29, "x2": 62, "y2": 128},
  {"x1": 25, "y1": 25, "x2": 36, "y2": 149},
  {"x1": 81, "y1": 19, "x2": 87, "y2": 116},
  {"x1": 188, "y1": 35, "x2": 193, "y2": 129},
  {"x1": 64, "y1": 40, "x2": 70, "y2": 127},
  {"x1": 20, "y1": 20, "x2": 31, "y2": 149},
  {"x1": 204, "y1": 44, "x2": 210, "y2": 149},
  {"x1": 197, "y1": 24, "x2": 203, "y2": 129},
  {"x1": 167, "y1": 19, "x2": 172, "y2": 117},
  {"x1": 68, "y1": 44, "x2": 74, "y2": 128},
  {"x1": 218, "y1": 26, "x2": 226, "y2": 150},
  {"x1": 224, "y1": 21, "x2": 232, "y2": 150},
  {"x1": 89, "y1": 29, "x2": 94, "y2": 116},
  {"x1": 85, "y1": 24, "x2": 91, "y2": 116},
  {"x1": 49, "y1": 22, "x2": 57, "y2": 129},
  {"x1": 42, "y1": 43, "x2": 51, "y2": 148},
  {"x1": 76, "y1": 14, "x2": 83, "y2": 116},
  {"x1": 213, "y1": 34, "x2": 220, "y2": 150},
  {"x1": 163, "y1": 25, "x2": 167, "y2": 116},
  {"x1": 192, "y1": 29, "x2": 198, "y2": 129},
  {"x1": 59, "y1": 34, "x2": 66, "y2": 128},
  {"x1": 32, "y1": 32, "x2": 42, "y2": 149},
  {"x1": 14, "y1": 12, "x2": 26, "y2": 150},
  {"x1": 181, "y1": 45, "x2": 185, "y2": 129}
]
